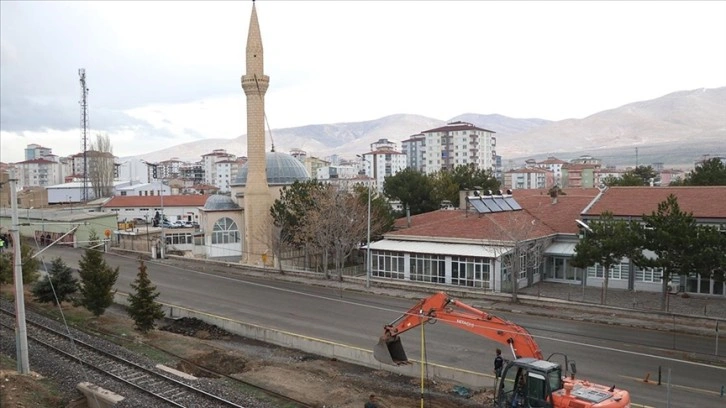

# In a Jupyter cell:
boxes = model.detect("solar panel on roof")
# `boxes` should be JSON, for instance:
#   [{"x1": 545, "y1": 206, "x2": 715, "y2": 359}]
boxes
[
  {"x1": 469, "y1": 198, "x2": 491, "y2": 213},
  {"x1": 483, "y1": 198, "x2": 503, "y2": 212},
  {"x1": 503, "y1": 197, "x2": 522, "y2": 210},
  {"x1": 493, "y1": 196, "x2": 510, "y2": 210}
]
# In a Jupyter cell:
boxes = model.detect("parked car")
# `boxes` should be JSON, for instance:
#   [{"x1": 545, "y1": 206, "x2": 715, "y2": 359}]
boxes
[
  {"x1": 171, "y1": 221, "x2": 185, "y2": 228},
  {"x1": 161, "y1": 220, "x2": 174, "y2": 228},
  {"x1": 182, "y1": 221, "x2": 194, "y2": 228}
]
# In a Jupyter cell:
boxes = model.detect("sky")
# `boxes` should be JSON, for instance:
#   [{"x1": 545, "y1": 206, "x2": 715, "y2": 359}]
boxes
[{"x1": 1, "y1": 1, "x2": 725, "y2": 163}]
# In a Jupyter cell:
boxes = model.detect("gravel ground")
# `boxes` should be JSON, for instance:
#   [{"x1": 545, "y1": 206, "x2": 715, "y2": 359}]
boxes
[{"x1": 0, "y1": 298, "x2": 286, "y2": 408}]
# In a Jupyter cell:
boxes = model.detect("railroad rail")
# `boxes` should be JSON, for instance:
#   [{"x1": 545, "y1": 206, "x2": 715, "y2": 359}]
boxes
[{"x1": 0, "y1": 305, "x2": 252, "y2": 407}]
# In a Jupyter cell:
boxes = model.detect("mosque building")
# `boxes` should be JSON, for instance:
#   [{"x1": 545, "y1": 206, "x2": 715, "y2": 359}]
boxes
[{"x1": 198, "y1": 2, "x2": 310, "y2": 265}]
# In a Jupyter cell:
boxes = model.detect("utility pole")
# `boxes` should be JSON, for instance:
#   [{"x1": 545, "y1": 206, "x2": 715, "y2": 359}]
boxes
[
  {"x1": 9, "y1": 170, "x2": 30, "y2": 373},
  {"x1": 79, "y1": 68, "x2": 89, "y2": 202}
]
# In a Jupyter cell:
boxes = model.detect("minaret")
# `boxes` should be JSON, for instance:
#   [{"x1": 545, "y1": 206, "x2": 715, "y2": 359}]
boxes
[{"x1": 242, "y1": 1, "x2": 272, "y2": 265}]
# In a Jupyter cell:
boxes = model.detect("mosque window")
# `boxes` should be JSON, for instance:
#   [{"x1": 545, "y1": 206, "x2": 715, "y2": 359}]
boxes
[{"x1": 211, "y1": 217, "x2": 241, "y2": 244}]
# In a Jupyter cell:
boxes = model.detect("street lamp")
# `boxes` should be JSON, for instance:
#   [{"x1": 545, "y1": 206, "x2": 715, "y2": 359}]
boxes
[{"x1": 357, "y1": 154, "x2": 372, "y2": 288}]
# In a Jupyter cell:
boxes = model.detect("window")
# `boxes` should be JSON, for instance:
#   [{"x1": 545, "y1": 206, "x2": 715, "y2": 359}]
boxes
[
  {"x1": 635, "y1": 266, "x2": 662, "y2": 283},
  {"x1": 372, "y1": 251, "x2": 405, "y2": 280},
  {"x1": 451, "y1": 256, "x2": 490, "y2": 288},
  {"x1": 165, "y1": 233, "x2": 193, "y2": 245},
  {"x1": 211, "y1": 217, "x2": 240, "y2": 244},
  {"x1": 409, "y1": 253, "x2": 445, "y2": 283}
]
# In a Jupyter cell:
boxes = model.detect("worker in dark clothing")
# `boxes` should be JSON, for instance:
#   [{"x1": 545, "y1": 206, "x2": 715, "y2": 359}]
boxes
[
  {"x1": 364, "y1": 393, "x2": 379, "y2": 408},
  {"x1": 494, "y1": 348, "x2": 504, "y2": 379}
]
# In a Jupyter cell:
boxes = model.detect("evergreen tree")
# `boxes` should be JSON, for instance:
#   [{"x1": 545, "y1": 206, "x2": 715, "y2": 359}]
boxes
[
  {"x1": 383, "y1": 168, "x2": 438, "y2": 216},
  {"x1": 76, "y1": 232, "x2": 119, "y2": 316},
  {"x1": 683, "y1": 158, "x2": 726, "y2": 186},
  {"x1": 632, "y1": 195, "x2": 699, "y2": 310},
  {"x1": 570, "y1": 212, "x2": 638, "y2": 304},
  {"x1": 21, "y1": 244, "x2": 40, "y2": 284},
  {"x1": 126, "y1": 259, "x2": 165, "y2": 333},
  {"x1": 31, "y1": 257, "x2": 78, "y2": 305}
]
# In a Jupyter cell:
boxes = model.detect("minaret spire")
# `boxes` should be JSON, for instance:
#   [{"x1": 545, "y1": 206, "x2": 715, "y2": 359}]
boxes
[{"x1": 241, "y1": 1, "x2": 272, "y2": 266}]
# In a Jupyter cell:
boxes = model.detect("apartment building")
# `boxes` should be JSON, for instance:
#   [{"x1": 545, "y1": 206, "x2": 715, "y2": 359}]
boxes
[
  {"x1": 401, "y1": 133, "x2": 426, "y2": 172},
  {"x1": 504, "y1": 167, "x2": 553, "y2": 190},
  {"x1": 420, "y1": 121, "x2": 496, "y2": 175},
  {"x1": 201, "y1": 149, "x2": 236, "y2": 186}
]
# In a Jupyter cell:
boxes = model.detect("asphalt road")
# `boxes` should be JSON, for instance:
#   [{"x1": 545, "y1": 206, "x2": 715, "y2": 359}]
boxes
[{"x1": 37, "y1": 246, "x2": 726, "y2": 408}]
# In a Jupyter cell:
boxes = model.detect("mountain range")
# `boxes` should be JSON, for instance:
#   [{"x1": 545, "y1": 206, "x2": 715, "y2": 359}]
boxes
[{"x1": 133, "y1": 87, "x2": 726, "y2": 168}]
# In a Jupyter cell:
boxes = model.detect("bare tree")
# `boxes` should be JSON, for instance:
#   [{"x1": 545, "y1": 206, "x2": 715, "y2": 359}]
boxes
[
  {"x1": 301, "y1": 185, "x2": 370, "y2": 280},
  {"x1": 488, "y1": 210, "x2": 548, "y2": 303},
  {"x1": 88, "y1": 133, "x2": 115, "y2": 198}
]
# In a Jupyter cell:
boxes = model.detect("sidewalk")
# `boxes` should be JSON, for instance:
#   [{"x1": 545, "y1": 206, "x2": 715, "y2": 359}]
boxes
[{"x1": 518, "y1": 281, "x2": 726, "y2": 319}]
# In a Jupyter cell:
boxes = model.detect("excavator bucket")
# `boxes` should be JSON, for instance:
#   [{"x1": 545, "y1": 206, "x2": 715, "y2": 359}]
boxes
[{"x1": 374, "y1": 336, "x2": 409, "y2": 365}]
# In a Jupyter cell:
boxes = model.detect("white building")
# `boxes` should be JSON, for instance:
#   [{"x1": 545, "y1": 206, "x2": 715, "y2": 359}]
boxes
[
  {"x1": 115, "y1": 181, "x2": 171, "y2": 197},
  {"x1": 215, "y1": 159, "x2": 241, "y2": 193},
  {"x1": 536, "y1": 157, "x2": 568, "y2": 186},
  {"x1": 420, "y1": 121, "x2": 497, "y2": 175},
  {"x1": 202, "y1": 149, "x2": 236, "y2": 186},
  {"x1": 16, "y1": 158, "x2": 60, "y2": 188},
  {"x1": 47, "y1": 180, "x2": 132, "y2": 204},
  {"x1": 504, "y1": 167, "x2": 553, "y2": 190},
  {"x1": 360, "y1": 145, "x2": 407, "y2": 193},
  {"x1": 102, "y1": 195, "x2": 208, "y2": 226}
]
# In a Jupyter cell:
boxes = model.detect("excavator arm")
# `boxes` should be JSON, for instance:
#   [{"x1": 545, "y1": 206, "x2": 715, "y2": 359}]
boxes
[{"x1": 375, "y1": 292, "x2": 542, "y2": 365}]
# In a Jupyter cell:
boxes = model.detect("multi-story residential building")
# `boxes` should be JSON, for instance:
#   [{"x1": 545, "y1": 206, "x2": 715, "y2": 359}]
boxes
[
  {"x1": 316, "y1": 165, "x2": 358, "y2": 180},
  {"x1": 504, "y1": 167, "x2": 553, "y2": 190},
  {"x1": 570, "y1": 154, "x2": 602, "y2": 166},
  {"x1": 370, "y1": 138, "x2": 397, "y2": 151},
  {"x1": 420, "y1": 121, "x2": 496, "y2": 175},
  {"x1": 16, "y1": 158, "x2": 60, "y2": 188},
  {"x1": 561, "y1": 163, "x2": 599, "y2": 188},
  {"x1": 536, "y1": 157, "x2": 568, "y2": 186},
  {"x1": 360, "y1": 145, "x2": 407, "y2": 193},
  {"x1": 71, "y1": 150, "x2": 116, "y2": 179},
  {"x1": 304, "y1": 157, "x2": 330, "y2": 181},
  {"x1": 659, "y1": 169, "x2": 685, "y2": 186},
  {"x1": 401, "y1": 133, "x2": 426, "y2": 172},
  {"x1": 595, "y1": 167, "x2": 626, "y2": 186},
  {"x1": 215, "y1": 159, "x2": 243, "y2": 192},
  {"x1": 201, "y1": 149, "x2": 235, "y2": 186},
  {"x1": 179, "y1": 162, "x2": 204, "y2": 185},
  {"x1": 24, "y1": 144, "x2": 53, "y2": 161},
  {"x1": 290, "y1": 148, "x2": 307, "y2": 163},
  {"x1": 158, "y1": 158, "x2": 184, "y2": 179}
]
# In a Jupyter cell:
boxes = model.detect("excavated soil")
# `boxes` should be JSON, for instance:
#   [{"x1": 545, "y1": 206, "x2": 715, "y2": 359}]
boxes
[{"x1": 160, "y1": 316, "x2": 496, "y2": 407}]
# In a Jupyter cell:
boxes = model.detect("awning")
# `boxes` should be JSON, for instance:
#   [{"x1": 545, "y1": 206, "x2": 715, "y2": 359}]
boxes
[
  {"x1": 544, "y1": 242, "x2": 577, "y2": 256},
  {"x1": 368, "y1": 240, "x2": 509, "y2": 258}
]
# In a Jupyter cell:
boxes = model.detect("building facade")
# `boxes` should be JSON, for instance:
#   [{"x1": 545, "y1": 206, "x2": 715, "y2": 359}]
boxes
[{"x1": 420, "y1": 121, "x2": 497, "y2": 175}]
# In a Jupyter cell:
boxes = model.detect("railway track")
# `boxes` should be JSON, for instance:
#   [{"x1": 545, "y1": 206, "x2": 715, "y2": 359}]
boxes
[{"x1": 0, "y1": 303, "x2": 312, "y2": 407}]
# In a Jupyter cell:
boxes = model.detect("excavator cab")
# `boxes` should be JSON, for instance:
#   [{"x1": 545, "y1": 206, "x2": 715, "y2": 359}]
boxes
[{"x1": 495, "y1": 358, "x2": 559, "y2": 408}]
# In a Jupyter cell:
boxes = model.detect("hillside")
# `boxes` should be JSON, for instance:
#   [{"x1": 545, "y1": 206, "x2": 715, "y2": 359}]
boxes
[{"x1": 132, "y1": 87, "x2": 726, "y2": 167}]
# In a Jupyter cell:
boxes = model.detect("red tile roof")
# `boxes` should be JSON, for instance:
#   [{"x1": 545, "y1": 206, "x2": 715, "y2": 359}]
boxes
[
  {"x1": 17, "y1": 158, "x2": 56, "y2": 165},
  {"x1": 422, "y1": 121, "x2": 495, "y2": 134},
  {"x1": 388, "y1": 188, "x2": 599, "y2": 241},
  {"x1": 583, "y1": 186, "x2": 726, "y2": 219},
  {"x1": 103, "y1": 195, "x2": 209, "y2": 208}
]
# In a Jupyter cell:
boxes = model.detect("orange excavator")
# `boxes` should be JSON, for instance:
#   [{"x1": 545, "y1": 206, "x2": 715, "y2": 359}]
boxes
[{"x1": 374, "y1": 292, "x2": 631, "y2": 408}]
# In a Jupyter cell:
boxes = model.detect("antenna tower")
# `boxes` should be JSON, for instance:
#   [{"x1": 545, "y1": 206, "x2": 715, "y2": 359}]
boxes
[{"x1": 79, "y1": 68, "x2": 89, "y2": 201}]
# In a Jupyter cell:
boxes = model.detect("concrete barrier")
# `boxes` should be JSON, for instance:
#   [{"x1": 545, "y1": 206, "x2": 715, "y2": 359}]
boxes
[
  {"x1": 76, "y1": 382, "x2": 124, "y2": 408},
  {"x1": 159, "y1": 300, "x2": 488, "y2": 389}
]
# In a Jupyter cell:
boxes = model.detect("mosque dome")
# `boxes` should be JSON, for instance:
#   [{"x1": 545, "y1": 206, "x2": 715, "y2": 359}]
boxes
[
  {"x1": 203, "y1": 194, "x2": 240, "y2": 211},
  {"x1": 232, "y1": 151, "x2": 310, "y2": 187}
]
